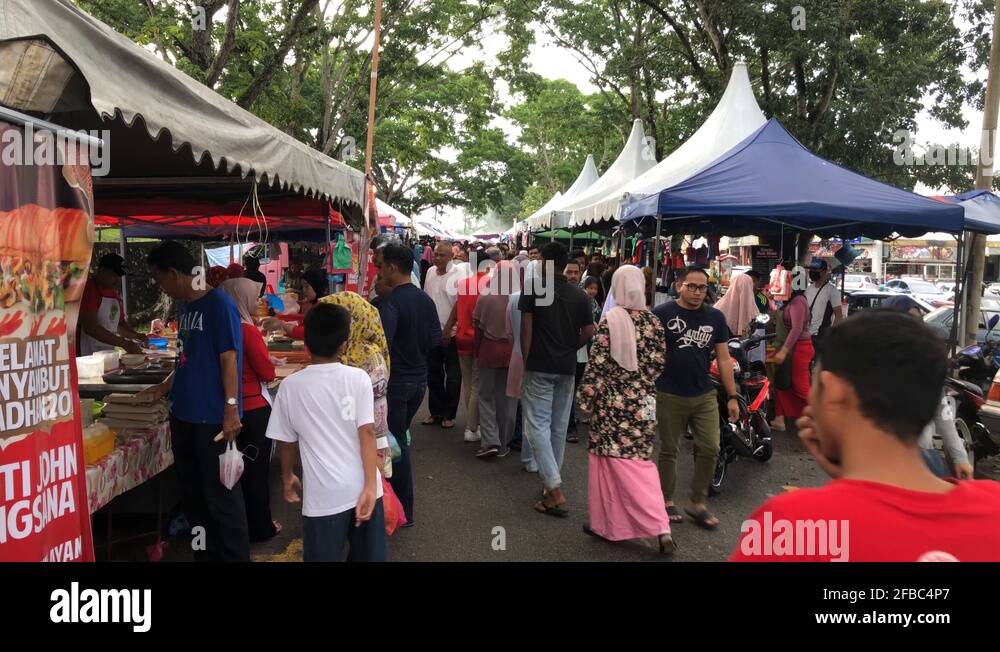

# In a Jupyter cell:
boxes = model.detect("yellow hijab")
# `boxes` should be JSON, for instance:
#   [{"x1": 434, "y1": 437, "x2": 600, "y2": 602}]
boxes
[{"x1": 318, "y1": 291, "x2": 389, "y2": 372}]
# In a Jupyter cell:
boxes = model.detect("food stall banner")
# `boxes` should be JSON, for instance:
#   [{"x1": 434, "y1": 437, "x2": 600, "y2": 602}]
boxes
[{"x1": 0, "y1": 121, "x2": 95, "y2": 561}]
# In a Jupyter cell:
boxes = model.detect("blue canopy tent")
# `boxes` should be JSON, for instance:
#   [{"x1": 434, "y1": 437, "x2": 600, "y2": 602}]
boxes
[{"x1": 626, "y1": 119, "x2": 974, "y2": 239}]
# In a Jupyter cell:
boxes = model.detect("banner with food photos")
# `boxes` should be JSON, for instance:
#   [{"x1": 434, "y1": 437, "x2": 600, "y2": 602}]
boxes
[{"x1": 0, "y1": 120, "x2": 95, "y2": 561}]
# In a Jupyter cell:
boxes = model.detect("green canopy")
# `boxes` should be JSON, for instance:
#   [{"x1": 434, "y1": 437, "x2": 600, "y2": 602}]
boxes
[{"x1": 534, "y1": 229, "x2": 603, "y2": 241}]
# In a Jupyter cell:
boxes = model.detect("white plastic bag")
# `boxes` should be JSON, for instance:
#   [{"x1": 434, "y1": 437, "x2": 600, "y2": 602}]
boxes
[{"x1": 219, "y1": 440, "x2": 245, "y2": 490}]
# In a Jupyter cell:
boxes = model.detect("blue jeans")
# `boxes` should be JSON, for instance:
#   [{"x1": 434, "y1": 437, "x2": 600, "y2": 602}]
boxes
[
  {"x1": 521, "y1": 371, "x2": 575, "y2": 490},
  {"x1": 302, "y1": 499, "x2": 387, "y2": 562},
  {"x1": 387, "y1": 381, "x2": 426, "y2": 523}
]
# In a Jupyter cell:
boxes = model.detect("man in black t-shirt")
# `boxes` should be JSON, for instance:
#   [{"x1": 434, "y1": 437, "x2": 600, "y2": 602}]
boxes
[
  {"x1": 519, "y1": 242, "x2": 595, "y2": 516},
  {"x1": 653, "y1": 266, "x2": 740, "y2": 530}
]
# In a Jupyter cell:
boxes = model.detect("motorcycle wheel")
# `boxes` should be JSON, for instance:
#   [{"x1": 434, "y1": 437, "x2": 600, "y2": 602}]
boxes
[
  {"x1": 954, "y1": 418, "x2": 976, "y2": 470},
  {"x1": 751, "y1": 413, "x2": 773, "y2": 461},
  {"x1": 708, "y1": 452, "x2": 728, "y2": 496}
]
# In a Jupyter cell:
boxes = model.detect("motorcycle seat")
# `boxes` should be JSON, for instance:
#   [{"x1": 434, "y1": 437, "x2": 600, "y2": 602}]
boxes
[{"x1": 948, "y1": 378, "x2": 984, "y2": 398}]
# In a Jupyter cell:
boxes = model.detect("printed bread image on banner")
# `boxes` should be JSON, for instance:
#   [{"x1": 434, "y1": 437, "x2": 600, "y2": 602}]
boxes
[{"x1": 0, "y1": 121, "x2": 95, "y2": 561}]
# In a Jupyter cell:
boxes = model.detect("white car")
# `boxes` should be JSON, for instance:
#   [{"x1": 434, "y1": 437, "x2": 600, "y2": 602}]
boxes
[
  {"x1": 883, "y1": 278, "x2": 953, "y2": 308},
  {"x1": 936, "y1": 281, "x2": 957, "y2": 294},
  {"x1": 985, "y1": 283, "x2": 1000, "y2": 298},
  {"x1": 843, "y1": 274, "x2": 878, "y2": 293}
]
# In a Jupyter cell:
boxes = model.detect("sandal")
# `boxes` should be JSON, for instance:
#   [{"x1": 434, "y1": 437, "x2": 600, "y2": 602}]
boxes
[
  {"x1": 421, "y1": 416, "x2": 438, "y2": 426},
  {"x1": 658, "y1": 533, "x2": 677, "y2": 556},
  {"x1": 684, "y1": 507, "x2": 720, "y2": 530},
  {"x1": 666, "y1": 505, "x2": 684, "y2": 523},
  {"x1": 534, "y1": 500, "x2": 569, "y2": 518},
  {"x1": 440, "y1": 419, "x2": 456, "y2": 429}
]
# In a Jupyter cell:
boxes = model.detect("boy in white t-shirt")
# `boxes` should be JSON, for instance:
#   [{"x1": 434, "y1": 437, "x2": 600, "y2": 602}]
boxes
[{"x1": 267, "y1": 303, "x2": 387, "y2": 562}]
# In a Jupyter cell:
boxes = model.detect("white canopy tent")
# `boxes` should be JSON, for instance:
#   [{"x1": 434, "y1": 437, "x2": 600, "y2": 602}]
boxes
[
  {"x1": 523, "y1": 191, "x2": 562, "y2": 231},
  {"x1": 574, "y1": 63, "x2": 766, "y2": 226},
  {"x1": 377, "y1": 198, "x2": 412, "y2": 227},
  {"x1": 559, "y1": 119, "x2": 657, "y2": 227},
  {"x1": 525, "y1": 156, "x2": 599, "y2": 231}
]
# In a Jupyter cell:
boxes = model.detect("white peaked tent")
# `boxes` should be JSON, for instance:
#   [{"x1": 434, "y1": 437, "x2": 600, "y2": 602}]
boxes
[
  {"x1": 583, "y1": 63, "x2": 767, "y2": 225},
  {"x1": 559, "y1": 119, "x2": 657, "y2": 227},
  {"x1": 377, "y1": 198, "x2": 412, "y2": 227},
  {"x1": 525, "y1": 156, "x2": 599, "y2": 231},
  {"x1": 524, "y1": 191, "x2": 563, "y2": 230}
]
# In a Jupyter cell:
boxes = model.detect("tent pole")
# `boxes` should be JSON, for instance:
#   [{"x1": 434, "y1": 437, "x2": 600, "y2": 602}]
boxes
[
  {"x1": 950, "y1": 232, "x2": 967, "y2": 357},
  {"x1": 569, "y1": 226, "x2": 575, "y2": 253},
  {"x1": 651, "y1": 215, "x2": 662, "y2": 307},
  {"x1": 326, "y1": 216, "x2": 332, "y2": 274},
  {"x1": 119, "y1": 218, "x2": 128, "y2": 317}
]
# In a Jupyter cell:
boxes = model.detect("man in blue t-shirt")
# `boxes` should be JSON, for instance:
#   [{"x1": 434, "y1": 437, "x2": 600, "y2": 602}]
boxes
[
  {"x1": 653, "y1": 266, "x2": 740, "y2": 532},
  {"x1": 141, "y1": 241, "x2": 249, "y2": 561},
  {"x1": 376, "y1": 243, "x2": 441, "y2": 526}
]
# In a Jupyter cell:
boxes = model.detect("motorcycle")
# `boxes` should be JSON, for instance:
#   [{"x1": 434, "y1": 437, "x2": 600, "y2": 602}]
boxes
[
  {"x1": 950, "y1": 314, "x2": 1000, "y2": 463},
  {"x1": 707, "y1": 314, "x2": 775, "y2": 495}
]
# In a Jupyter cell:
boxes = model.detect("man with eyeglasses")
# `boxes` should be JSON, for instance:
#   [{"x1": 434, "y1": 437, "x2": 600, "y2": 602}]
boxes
[{"x1": 653, "y1": 266, "x2": 740, "y2": 531}]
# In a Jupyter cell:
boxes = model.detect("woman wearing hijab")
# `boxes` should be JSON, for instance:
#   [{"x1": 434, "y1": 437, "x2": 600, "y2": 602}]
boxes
[
  {"x1": 299, "y1": 267, "x2": 330, "y2": 317},
  {"x1": 716, "y1": 273, "x2": 765, "y2": 363},
  {"x1": 318, "y1": 292, "x2": 392, "y2": 461},
  {"x1": 219, "y1": 277, "x2": 279, "y2": 541},
  {"x1": 207, "y1": 265, "x2": 228, "y2": 289},
  {"x1": 771, "y1": 275, "x2": 812, "y2": 432},
  {"x1": 473, "y1": 260, "x2": 518, "y2": 458},
  {"x1": 577, "y1": 265, "x2": 673, "y2": 555}
]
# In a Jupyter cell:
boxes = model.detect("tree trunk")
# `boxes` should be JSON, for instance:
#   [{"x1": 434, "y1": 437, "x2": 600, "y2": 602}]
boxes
[{"x1": 966, "y1": 0, "x2": 1000, "y2": 346}]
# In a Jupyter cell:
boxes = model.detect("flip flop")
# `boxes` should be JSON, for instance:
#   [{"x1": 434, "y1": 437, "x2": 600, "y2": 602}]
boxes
[
  {"x1": 534, "y1": 500, "x2": 569, "y2": 518},
  {"x1": 684, "y1": 507, "x2": 719, "y2": 530},
  {"x1": 421, "y1": 416, "x2": 438, "y2": 426},
  {"x1": 440, "y1": 419, "x2": 456, "y2": 429},
  {"x1": 666, "y1": 505, "x2": 684, "y2": 523}
]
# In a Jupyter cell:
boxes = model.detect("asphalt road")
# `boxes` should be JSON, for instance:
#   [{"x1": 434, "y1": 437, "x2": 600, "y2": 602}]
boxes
[{"x1": 240, "y1": 398, "x2": 828, "y2": 563}]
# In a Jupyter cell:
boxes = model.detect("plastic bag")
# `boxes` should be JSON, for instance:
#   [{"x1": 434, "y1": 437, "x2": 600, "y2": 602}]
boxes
[
  {"x1": 219, "y1": 440, "x2": 245, "y2": 490},
  {"x1": 332, "y1": 235, "x2": 353, "y2": 270},
  {"x1": 382, "y1": 477, "x2": 407, "y2": 536},
  {"x1": 387, "y1": 432, "x2": 402, "y2": 461}
]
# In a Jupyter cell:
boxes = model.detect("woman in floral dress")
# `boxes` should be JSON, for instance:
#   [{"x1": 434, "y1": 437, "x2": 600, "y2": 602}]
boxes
[{"x1": 577, "y1": 265, "x2": 674, "y2": 555}]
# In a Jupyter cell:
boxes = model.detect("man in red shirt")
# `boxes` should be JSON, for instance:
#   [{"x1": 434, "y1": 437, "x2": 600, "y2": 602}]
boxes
[
  {"x1": 444, "y1": 248, "x2": 495, "y2": 444},
  {"x1": 77, "y1": 253, "x2": 146, "y2": 356},
  {"x1": 731, "y1": 310, "x2": 1000, "y2": 562}
]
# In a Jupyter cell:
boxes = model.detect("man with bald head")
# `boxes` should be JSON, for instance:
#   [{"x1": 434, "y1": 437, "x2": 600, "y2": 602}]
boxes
[{"x1": 422, "y1": 241, "x2": 463, "y2": 429}]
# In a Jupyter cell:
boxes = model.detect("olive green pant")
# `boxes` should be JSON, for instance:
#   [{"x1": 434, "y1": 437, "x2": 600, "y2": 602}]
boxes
[{"x1": 655, "y1": 391, "x2": 720, "y2": 505}]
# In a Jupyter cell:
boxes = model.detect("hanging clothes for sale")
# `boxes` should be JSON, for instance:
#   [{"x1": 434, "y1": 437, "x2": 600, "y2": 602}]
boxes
[
  {"x1": 769, "y1": 263, "x2": 792, "y2": 302},
  {"x1": 695, "y1": 245, "x2": 709, "y2": 267},
  {"x1": 707, "y1": 234, "x2": 722, "y2": 260}
]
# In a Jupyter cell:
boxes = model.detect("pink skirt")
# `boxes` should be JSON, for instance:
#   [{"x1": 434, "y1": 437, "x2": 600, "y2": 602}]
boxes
[{"x1": 588, "y1": 453, "x2": 671, "y2": 541}]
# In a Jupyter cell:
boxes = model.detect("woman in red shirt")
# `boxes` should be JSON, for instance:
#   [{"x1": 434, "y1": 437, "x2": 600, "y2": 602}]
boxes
[
  {"x1": 771, "y1": 286, "x2": 813, "y2": 431},
  {"x1": 220, "y1": 278, "x2": 279, "y2": 541}
]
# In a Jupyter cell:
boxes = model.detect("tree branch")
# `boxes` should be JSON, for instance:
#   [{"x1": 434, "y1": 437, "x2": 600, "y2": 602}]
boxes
[
  {"x1": 205, "y1": 0, "x2": 240, "y2": 87},
  {"x1": 635, "y1": 0, "x2": 713, "y2": 93},
  {"x1": 237, "y1": 0, "x2": 321, "y2": 108}
]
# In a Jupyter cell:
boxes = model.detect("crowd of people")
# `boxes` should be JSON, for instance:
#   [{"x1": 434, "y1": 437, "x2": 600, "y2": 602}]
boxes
[{"x1": 131, "y1": 234, "x2": 1000, "y2": 563}]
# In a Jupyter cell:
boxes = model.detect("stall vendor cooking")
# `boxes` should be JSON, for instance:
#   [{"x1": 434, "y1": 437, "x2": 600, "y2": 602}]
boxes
[
  {"x1": 261, "y1": 267, "x2": 330, "y2": 339},
  {"x1": 77, "y1": 253, "x2": 146, "y2": 356}
]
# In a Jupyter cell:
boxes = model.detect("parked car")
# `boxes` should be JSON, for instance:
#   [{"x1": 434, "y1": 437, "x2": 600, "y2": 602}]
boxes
[
  {"x1": 985, "y1": 282, "x2": 1000, "y2": 298},
  {"x1": 924, "y1": 299, "x2": 1000, "y2": 344},
  {"x1": 842, "y1": 273, "x2": 879, "y2": 293},
  {"x1": 936, "y1": 281, "x2": 957, "y2": 294},
  {"x1": 846, "y1": 291, "x2": 936, "y2": 316},
  {"x1": 882, "y1": 278, "x2": 953, "y2": 307}
]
